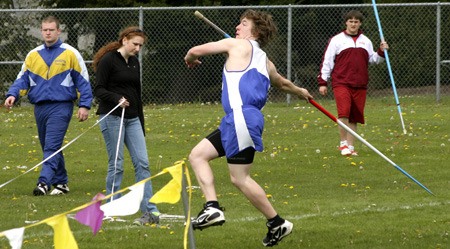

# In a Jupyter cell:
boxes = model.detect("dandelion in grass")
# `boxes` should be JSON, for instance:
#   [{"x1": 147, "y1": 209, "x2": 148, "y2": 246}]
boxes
[{"x1": 340, "y1": 183, "x2": 349, "y2": 187}]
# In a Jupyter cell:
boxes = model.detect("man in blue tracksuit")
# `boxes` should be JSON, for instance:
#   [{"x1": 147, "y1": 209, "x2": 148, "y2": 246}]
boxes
[{"x1": 4, "y1": 16, "x2": 93, "y2": 196}]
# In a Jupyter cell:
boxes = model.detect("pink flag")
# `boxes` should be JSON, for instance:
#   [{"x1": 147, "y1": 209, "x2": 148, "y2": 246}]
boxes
[{"x1": 75, "y1": 193, "x2": 105, "y2": 235}]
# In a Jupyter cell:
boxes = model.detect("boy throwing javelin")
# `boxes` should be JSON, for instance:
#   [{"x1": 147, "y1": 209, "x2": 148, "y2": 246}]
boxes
[{"x1": 185, "y1": 9, "x2": 312, "y2": 247}]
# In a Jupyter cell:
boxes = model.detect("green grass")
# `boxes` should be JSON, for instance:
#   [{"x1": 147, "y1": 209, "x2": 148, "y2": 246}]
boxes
[{"x1": 0, "y1": 96, "x2": 449, "y2": 249}]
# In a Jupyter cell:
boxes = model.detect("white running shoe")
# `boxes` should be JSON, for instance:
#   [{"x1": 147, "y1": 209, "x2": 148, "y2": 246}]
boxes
[
  {"x1": 50, "y1": 184, "x2": 70, "y2": 195},
  {"x1": 262, "y1": 220, "x2": 293, "y2": 247},
  {"x1": 339, "y1": 145, "x2": 352, "y2": 156},
  {"x1": 192, "y1": 206, "x2": 225, "y2": 230},
  {"x1": 33, "y1": 182, "x2": 48, "y2": 196},
  {"x1": 348, "y1": 146, "x2": 358, "y2": 156}
]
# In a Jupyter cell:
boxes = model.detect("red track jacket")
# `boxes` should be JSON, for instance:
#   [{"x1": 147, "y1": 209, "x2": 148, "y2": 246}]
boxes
[{"x1": 318, "y1": 30, "x2": 385, "y2": 89}]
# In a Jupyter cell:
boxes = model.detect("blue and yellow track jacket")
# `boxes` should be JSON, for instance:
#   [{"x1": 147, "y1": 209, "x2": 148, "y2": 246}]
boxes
[{"x1": 6, "y1": 39, "x2": 93, "y2": 109}]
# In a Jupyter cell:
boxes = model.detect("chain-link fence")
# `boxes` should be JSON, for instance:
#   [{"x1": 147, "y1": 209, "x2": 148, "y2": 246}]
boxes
[{"x1": 1, "y1": 3, "x2": 449, "y2": 105}]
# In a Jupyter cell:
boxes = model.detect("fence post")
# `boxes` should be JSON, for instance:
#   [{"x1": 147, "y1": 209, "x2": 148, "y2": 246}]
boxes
[
  {"x1": 435, "y1": 2, "x2": 441, "y2": 103},
  {"x1": 286, "y1": 5, "x2": 292, "y2": 105},
  {"x1": 139, "y1": 6, "x2": 144, "y2": 97}
]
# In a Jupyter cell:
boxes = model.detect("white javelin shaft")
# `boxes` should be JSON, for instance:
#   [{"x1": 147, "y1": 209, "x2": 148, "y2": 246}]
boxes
[
  {"x1": 336, "y1": 119, "x2": 433, "y2": 195},
  {"x1": 194, "y1": 11, "x2": 231, "y2": 38}
]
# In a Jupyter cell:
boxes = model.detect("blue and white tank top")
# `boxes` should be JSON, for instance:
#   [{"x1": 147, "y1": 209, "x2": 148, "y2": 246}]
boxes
[{"x1": 219, "y1": 40, "x2": 270, "y2": 157}]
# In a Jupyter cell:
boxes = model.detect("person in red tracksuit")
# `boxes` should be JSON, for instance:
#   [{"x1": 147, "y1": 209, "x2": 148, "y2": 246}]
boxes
[{"x1": 317, "y1": 10, "x2": 389, "y2": 156}]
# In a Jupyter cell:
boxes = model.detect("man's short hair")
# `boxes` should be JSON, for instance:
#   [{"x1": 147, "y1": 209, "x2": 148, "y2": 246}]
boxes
[
  {"x1": 344, "y1": 10, "x2": 364, "y2": 22},
  {"x1": 42, "y1": 16, "x2": 60, "y2": 29}
]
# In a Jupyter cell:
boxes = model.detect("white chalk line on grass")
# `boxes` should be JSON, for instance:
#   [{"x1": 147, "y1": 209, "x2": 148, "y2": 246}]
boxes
[
  {"x1": 234, "y1": 200, "x2": 450, "y2": 222},
  {"x1": 4, "y1": 200, "x2": 447, "y2": 240}
]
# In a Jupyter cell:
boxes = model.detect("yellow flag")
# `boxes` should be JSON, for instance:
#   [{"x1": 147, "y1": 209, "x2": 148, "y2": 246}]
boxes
[
  {"x1": 45, "y1": 214, "x2": 78, "y2": 249},
  {"x1": 150, "y1": 163, "x2": 182, "y2": 204}
]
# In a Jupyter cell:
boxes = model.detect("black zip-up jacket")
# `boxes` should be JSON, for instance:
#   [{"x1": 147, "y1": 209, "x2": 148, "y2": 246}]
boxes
[{"x1": 94, "y1": 51, "x2": 145, "y2": 135}]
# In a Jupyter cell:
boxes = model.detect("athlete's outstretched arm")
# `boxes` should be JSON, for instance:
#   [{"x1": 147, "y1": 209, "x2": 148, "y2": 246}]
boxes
[{"x1": 267, "y1": 59, "x2": 312, "y2": 101}]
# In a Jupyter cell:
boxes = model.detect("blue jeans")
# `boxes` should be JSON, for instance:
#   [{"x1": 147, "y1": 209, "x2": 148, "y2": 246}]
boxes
[{"x1": 99, "y1": 114, "x2": 159, "y2": 214}]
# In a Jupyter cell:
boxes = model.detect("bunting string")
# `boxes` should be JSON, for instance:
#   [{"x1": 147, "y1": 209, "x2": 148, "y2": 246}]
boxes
[{"x1": 0, "y1": 161, "x2": 192, "y2": 249}]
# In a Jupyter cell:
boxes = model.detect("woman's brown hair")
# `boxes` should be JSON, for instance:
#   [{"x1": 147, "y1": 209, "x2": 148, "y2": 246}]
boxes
[{"x1": 92, "y1": 26, "x2": 147, "y2": 72}]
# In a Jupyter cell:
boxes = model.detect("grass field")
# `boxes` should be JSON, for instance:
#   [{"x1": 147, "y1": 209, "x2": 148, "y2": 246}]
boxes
[{"x1": 0, "y1": 96, "x2": 449, "y2": 249}]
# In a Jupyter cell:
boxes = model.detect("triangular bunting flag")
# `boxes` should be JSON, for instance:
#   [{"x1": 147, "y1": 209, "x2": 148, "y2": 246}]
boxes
[
  {"x1": 45, "y1": 214, "x2": 78, "y2": 249},
  {"x1": 150, "y1": 163, "x2": 182, "y2": 204},
  {"x1": 75, "y1": 193, "x2": 105, "y2": 235},
  {"x1": 2, "y1": 227, "x2": 25, "y2": 249},
  {"x1": 100, "y1": 183, "x2": 144, "y2": 217}
]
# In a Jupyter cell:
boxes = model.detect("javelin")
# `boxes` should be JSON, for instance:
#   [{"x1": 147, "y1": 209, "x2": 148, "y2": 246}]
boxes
[
  {"x1": 372, "y1": 0, "x2": 407, "y2": 135},
  {"x1": 309, "y1": 99, "x2": 433, "y2": 196},
  {"x1": 194, "y1": 11, "x2": 232, "y2": 38}
]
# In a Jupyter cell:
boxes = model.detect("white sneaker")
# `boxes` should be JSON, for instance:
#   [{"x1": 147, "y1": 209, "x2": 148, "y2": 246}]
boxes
[
  {"x1": 33, "y1": 182, "x2": 48, "y2": 196},
  {"x1": 262, "y1": 220, "x2": 293, "y2": 247},
  {"x1": 339, "y1": 145, "x2": 352, "y2": 156},
  {"x1": 348, "y1": 146, "x2": 358, "y2": 156},
  {"x1": 192, "y1": 206, "x2": 225, "y2": 230},
  {"x1": 50, "y1": 184, "x2": 70, "y2": 195}
]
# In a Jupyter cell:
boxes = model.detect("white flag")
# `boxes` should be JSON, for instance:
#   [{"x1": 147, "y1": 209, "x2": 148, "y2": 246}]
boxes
[
  {"x1": 100, "y1": 183, "x2": 145, "y2": 217},
  {"x1": 3, "y1": 227, "x2": 25, "y2": 249}
]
